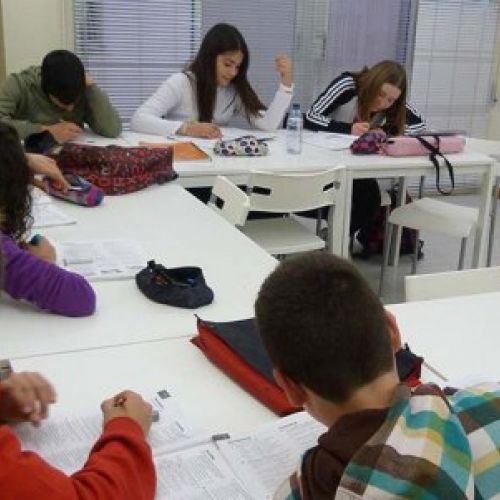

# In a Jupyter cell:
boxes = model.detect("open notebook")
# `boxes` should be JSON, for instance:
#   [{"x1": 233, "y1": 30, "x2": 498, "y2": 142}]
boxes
[{"x1": 15, "y1": 390, "x2": 325, "y2": 499}]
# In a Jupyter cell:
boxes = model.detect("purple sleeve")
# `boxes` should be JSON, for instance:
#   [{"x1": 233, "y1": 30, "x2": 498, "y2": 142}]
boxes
[{"x1": 1, "y1": 234, "x2": 96, "y2": 317}]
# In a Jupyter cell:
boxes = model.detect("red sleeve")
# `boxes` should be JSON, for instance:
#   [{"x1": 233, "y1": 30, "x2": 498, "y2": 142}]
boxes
[{"x1": 0, "y1": 417, "x2": 156, "y2": 500}]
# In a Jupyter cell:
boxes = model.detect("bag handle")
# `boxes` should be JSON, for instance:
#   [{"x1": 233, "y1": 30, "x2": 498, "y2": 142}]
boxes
[{"x1": 415, "y1": 136, "x2": 455, "y2": 195}]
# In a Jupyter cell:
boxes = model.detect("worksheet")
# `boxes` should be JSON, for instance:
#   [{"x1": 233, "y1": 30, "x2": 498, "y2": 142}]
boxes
[{"x1": 55, "y1": 239, "x2": 146, "y2": 281}]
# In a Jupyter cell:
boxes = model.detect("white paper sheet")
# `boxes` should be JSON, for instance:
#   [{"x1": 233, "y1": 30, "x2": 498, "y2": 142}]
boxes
[
  {"x1": 15, "y1": 389, "x2": 206, "y2": 475},
  {"x1": 303, "y1": 131, "x2": 355, "y2": 150},
  {"x1": 216, "y1": 411, "x2": 326, "y2": 499},
  {"x1": 155, "y1": 444, "x2": 254, "y2": 500},
  {"x1": 56, "y1": 239, "x2": 146, "y2": 281},
  {"x1": 31, "y1": 203, "x2": 77, "y2": 229}
]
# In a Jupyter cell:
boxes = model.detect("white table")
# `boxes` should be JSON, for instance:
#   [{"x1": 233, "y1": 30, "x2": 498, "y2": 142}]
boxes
[
  {"x1": 8, "y1": 317, "x2": 446, "y2": 436},
  {"x1": 388, "y1": 291, "x2": 500, "y2": 383},
  {"x1": 72, "y1": 130, "x2": 496, "y2": 265},
  {"x1": 10, "y1": 337, "x2": 276, "y2": 436},
  {"x1": 2, "y1": 185, "x2": 276, "y2": 360}
]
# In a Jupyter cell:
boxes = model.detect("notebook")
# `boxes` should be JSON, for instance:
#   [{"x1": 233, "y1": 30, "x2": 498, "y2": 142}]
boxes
[
  {"x1": 15, "y1": 388, "x2": 325, "y2": 499},
  {"x1": 139, "y1": 141, "x2": 211, "y2": 162}
]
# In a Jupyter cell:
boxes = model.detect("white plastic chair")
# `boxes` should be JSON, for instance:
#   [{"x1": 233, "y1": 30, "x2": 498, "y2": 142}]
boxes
[
  {"x1": 466, "y1": 138, "x2": 500, "y2": 267},
  {"x1": 405, "y1": 266, "x2": 500, "y2": 302},
  {"x1": 209, "y1": 168, "x2": 344, "y2": 256},
  {"x1": 379, "y1": 196, "x2": 479, "y2": 295}
]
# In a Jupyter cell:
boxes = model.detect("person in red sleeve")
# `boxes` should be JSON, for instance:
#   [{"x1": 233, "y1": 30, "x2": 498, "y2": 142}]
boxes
[{"x1": 0, "y1": 371, "x2": 156, "y2": 500}]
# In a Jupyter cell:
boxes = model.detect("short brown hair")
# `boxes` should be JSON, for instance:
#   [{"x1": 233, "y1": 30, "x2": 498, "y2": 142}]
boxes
[{"x1": 255, "y1": 253, "x2": 393, "y2": 403}]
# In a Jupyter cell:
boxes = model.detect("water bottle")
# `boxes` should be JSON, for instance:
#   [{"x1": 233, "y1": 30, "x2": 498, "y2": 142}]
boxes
[{"x1": 286, "y1": 103, "x2": 303, "y2": 154}]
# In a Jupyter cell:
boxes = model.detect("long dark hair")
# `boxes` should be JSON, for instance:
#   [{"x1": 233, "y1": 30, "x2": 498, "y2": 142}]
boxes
[
  {"x1": 188, "y1": 23, "x2": 265, "y2": 123},
  {"x1": 354, "y1": 60, "x2": 407, "y2": 135},
  {"x1": 0, "y1": 123, "x2": 33, "y2": 241}
]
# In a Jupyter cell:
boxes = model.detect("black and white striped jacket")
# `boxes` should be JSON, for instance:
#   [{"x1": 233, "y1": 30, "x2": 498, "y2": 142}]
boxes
[{"x1": 304, "y1": 72, "x2": 425, "y2": 135}]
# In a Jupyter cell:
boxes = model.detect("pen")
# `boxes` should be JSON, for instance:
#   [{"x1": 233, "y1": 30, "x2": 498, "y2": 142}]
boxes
[{"x1": 113, "y1": 394, "x2": 160, "y2": 422}]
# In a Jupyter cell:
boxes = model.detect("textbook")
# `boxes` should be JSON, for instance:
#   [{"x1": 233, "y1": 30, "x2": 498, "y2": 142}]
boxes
[
  {"x1": 55, "y1": 238, "x2": 146, "y2": 281},
  {"x1": 16, "y1": 390, "x2": 326, "y2": 499}
]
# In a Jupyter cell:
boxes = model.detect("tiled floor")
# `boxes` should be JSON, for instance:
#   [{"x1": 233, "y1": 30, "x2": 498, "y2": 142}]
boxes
[{"x1": 353, "y1": 194, "x2": 500, "y2": 304}]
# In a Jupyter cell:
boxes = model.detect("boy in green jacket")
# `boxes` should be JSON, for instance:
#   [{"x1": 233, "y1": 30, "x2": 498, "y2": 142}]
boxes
[{"x1": 0, "y1": 50, "x2": 122, "y2": 142}]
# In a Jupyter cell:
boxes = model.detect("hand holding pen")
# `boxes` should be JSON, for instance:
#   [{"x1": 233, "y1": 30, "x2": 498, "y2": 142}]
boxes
[
  {"x1": 101, "y1": 390, "x2": 154, "y2": 435},
  {"x1": 25, "y1": 234, "x2": 57, "y2": 264}
]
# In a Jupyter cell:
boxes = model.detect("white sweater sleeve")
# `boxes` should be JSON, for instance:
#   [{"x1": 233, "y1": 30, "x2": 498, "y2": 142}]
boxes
[
  {"x1": 130, "y1": 72, "x2": 190, "y2": 136},
  {"x1": 247, "y1": 84, "x2": 293, "y2": 131}
]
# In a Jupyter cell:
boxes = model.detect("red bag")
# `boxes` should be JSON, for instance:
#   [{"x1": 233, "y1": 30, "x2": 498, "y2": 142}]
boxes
[
  {"x1": 55, "y1": 144, "x2": 176, "y2": 195},
  {"x1": 191, "y1": 318, "x2": 299, "y2": 416}
]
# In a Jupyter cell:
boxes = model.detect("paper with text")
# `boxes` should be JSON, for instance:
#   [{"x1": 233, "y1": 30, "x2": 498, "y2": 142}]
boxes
[
  {"x1": 155, "y1": 443, "x2": 254, "y2": 499},
  {"x1": 217, "y1": 411, "x2": 326, "y2": 499},
  {"x1": 15, "y1": 389, "x2": 206, "y2": 476},
  {"x1": 32, "y1": 203, "x2": 77, "y2": 229},
  {"x1": 56, "y1": 239, "x2": 146, "y2": 281}
]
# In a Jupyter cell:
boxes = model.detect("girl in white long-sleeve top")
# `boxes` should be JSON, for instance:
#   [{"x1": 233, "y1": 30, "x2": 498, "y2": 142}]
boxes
[{"x1": 131, "y1": 23, "x2": 293, "y2": 139}]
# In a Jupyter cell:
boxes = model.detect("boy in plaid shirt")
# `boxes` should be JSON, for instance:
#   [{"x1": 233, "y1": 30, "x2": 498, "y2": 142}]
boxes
[{"x1": 255, "y1": 253, "x2": 500, "y2": 499}]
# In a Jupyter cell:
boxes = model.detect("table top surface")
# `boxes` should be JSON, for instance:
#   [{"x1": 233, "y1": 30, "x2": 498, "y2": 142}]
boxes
[
  {"x1": 2, "y1": 184, "x2": 277, "y2": 360},
  {"x1": 73, "y1": 130, "x2": 495, "y2": 182},
  {"x1": 11, "y1": 337, "x2": 276, "y2": 436},
  {"x1": 388, "y1": 291, "x2": 500, "y2": 383}
]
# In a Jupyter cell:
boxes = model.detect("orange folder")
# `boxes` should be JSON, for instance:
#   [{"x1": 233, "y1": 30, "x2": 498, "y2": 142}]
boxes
[{"x1": 139, "y1": 141, "x2": 210, "y2": 162}]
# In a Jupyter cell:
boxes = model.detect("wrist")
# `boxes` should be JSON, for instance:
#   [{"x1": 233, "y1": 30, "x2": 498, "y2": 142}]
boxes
[
  {"x1": 280, "y1": 77, "x2": 293, "y2": 89},
  {"x1": 178, "y1": 120, "x2": 196, "y2": 135}
]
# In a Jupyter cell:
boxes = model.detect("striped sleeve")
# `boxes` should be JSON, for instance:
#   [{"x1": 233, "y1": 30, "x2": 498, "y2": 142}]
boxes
[
  {"x1": 304, "y1": 73, "x2": 357, "y2": 134},
  {"x1": 404, "y1": 102, "x2": 426, "y2": 135}
]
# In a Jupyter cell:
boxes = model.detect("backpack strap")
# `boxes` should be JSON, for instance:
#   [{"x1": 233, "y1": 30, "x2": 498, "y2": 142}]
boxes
[{"x1": 415, "y1": 135, "x2": 455, "y2": 195}]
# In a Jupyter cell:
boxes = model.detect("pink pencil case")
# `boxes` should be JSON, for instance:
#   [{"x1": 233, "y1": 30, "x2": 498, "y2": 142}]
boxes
[{"x1": 382, "y1": 135, "x2": 465, "y2": 156}]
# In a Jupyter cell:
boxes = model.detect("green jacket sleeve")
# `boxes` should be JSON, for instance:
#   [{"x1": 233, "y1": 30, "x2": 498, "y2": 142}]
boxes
[
  {"x1": 84, "y1": 85, "x2": 122, "y2": 138},
  {"x1": 0, "y1": 75, "x2": 44, "y2": 138}
]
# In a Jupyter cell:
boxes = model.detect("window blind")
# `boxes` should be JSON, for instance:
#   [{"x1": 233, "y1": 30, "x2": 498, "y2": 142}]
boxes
[
  {"x1": 73, "y1": 0, "x2": 201, "y2": 124},
  {"x1": 323, "y1": 0, "x2": 415, "y2": 84},
  {"x1": 201, "y1": 0, "x2": 297, "y2": 115},
  {"x1": 411, "y1": 0, "x2": 500, "y2": 137},
  {"x1": 410, "y1": 0, "x2": 500, "y2": 192}
]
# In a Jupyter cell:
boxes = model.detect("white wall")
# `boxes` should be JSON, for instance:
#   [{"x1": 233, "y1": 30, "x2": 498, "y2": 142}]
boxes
[{"x1": 1, "y1": 0, "x2": 73, "y2": 75}]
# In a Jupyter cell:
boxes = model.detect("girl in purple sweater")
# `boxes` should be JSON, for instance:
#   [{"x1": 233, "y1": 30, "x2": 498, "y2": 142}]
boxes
[{"x1": 0, "y1": 123, "x2": 95, "y2": 316}]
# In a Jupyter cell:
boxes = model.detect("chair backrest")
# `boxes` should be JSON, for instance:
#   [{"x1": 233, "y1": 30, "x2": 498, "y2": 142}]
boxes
[
  {"x1": 208, "y1": 175, "x2": 249, "y2": 226},
  {"x1": 405, "y1": 266, "x2": 500, "y2": 302},
  {"x1": 246, "y1": 168, "x2": 343, "y2": 213}
]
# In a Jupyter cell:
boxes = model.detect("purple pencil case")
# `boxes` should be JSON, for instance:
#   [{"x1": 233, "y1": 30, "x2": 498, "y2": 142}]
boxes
[{"x1": 43, "y1": 174, "x2": 104, "y2": 207}]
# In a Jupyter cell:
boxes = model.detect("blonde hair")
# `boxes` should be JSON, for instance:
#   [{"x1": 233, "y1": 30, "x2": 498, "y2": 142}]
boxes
[{"x1": 354, "y1": 60, "x2": 407, "y2": 135}]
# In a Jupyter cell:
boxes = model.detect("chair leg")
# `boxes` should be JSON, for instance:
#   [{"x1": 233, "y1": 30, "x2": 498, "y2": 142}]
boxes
[
  {"x1": 379, "y1": 220, "x2": 393, "y2": 296},
  {"x1": 316, "y1": 208, "x2": 322, "y2": 236},
  {"x1": 411, "y1": 230, "x2": 420, "y2": 275},
  {"x1": 458, "y1": 238, "x2": 467, "y2": 270},
  {"x1": 487, "y1": 176, "x2": 499, "y2": 267}
]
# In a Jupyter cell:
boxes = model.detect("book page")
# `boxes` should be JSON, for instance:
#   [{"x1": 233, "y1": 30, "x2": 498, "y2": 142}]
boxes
[
  {"x1": 217, "y1": 411, "x2": 326, "y2": 499},
  {"x1": 15, "y1": 389, "x2": 205, "y2": 475},
  {"x1": 56, "y1": 239, "x2": 146, "y2": 281},
  {"x1": 155, "y1": 443, "x2": 255, "y2": 500},
  {"x1": 32, "y1": 203, "x2": 77, "y2": 229}
]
